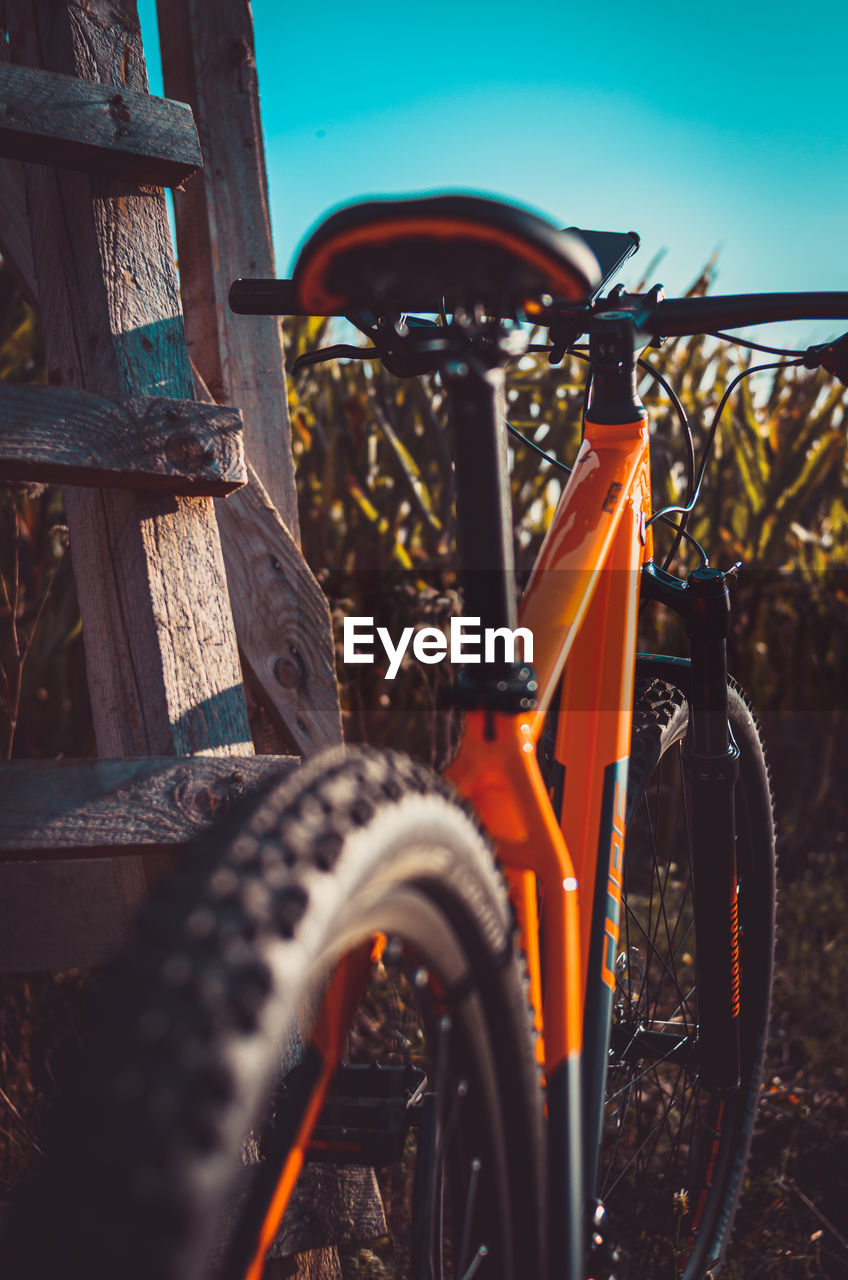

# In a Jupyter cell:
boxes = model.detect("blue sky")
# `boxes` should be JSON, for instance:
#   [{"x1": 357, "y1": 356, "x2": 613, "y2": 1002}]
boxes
[{"x1": 139, "y1": 0, "x2": 848, "y2": 344}]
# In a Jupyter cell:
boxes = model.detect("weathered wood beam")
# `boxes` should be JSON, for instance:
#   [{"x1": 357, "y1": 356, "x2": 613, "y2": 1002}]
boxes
[
  {"x1": 0, "y1": 61, "x2": 201, "y2": 186},
  {"x1": 0, "y1": 383, "x2": 246, "y2": 494},
  {"x1": 0, "y1": 153, "x2": 37, "y2": 305},
  {"x1": 191, "y1": 371, "x2": 342, "y2": 755},
  {"x1": 0, "y1": 31, "x2": 38, "y2": 306},
  {"x1": 0, "y1": 754, "x2": 298, "y2": 971},
  {"x1": 0, "y1": 754, "x2": 298, "y2": 856},
  {"x1": 156, "y1": 0, "x2": 297, "y2": 527},
  {"x1": 0, "y1": 857, "x2": 157, "y2": 970},
  {"x1": 159, "y1": 0, "x2": 343, "y2": 755},
  {"x1": 4, "y1": 0, "x2": 252, "y2": 762},
  {"x1": 217, "y1": 464, "x2": 344, "y2": 755}
]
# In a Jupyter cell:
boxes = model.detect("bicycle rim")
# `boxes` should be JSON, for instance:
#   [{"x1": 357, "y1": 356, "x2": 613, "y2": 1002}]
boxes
[{"x1": 224, "y1": 899, "x2": 523, "y2": 1280}]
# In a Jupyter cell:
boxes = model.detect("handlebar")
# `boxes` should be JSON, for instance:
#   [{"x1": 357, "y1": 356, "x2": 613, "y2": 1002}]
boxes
[
  {"x1": 229, "y1": 277, "x2": 848, "y2": 341},
  {"x1": 653, "y1": 292, "x2": 848, "y2": 336},
  {"x1": 230, "y1": 278, "x2": 302, "y2": 316}
]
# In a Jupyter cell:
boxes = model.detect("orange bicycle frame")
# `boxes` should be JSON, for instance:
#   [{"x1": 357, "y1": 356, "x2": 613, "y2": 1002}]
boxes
[{"x1": 446, "y1": 408, "x2": 654, "y2": 1275}]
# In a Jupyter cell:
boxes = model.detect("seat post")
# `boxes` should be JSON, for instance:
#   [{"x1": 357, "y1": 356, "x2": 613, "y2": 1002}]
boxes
[{"x1": 443, "y1": 350, "x2": 517, "y2": 665}]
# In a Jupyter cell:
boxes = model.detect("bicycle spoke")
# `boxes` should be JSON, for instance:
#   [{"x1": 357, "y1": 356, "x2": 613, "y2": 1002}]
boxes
[
  {"x1": 459, "y1": 1244, "x2": 489, "y2": 1280},
  {"x1": 620, "y1": 1058, "x2": 701, "y2": 1189},
  {"x1": 618, "y1": 898, "x2": 687, "y2": 1007},
  {"x1": 604, "y1": 1034, "x2": 691, "y2": 1107},
  {"x1": 643, "y1": 788, "x2": 690, "y2": 1028},
  {"x1": 458, "y1": 1157, "x2": 482, "y2": 1277}
]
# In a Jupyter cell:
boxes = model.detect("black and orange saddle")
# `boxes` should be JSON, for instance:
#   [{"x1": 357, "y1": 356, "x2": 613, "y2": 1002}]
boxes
[{"x1": 291, "y1": 192, "x2": 603, "y2": 315}]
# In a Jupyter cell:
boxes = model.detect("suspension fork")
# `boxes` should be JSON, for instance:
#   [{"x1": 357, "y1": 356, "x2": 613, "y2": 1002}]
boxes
[{"x1": 640, "y1": 563, "x2": 742, "y2": 1091}]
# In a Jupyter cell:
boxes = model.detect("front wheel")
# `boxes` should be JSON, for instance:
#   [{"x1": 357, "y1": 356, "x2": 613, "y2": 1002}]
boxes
[
  {"x1": 597, "y1": 669, "x2": 776, "y2": 1278},
  {"x1": 13, "y1": 748, "x2": 546, "y2": 1280}
]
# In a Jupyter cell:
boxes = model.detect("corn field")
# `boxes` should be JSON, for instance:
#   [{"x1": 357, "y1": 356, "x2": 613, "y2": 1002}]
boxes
[{"x1": 283, "y1": 271, "x2": 848, "y2": 871}]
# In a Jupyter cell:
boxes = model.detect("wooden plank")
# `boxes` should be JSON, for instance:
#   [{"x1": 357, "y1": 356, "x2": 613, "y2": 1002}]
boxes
[
  {"x1": 215, "y1": 1164, "x2": 386, "y2": 1258},
  {"x1": 0, "y1": 61, "x2": 201, "y2": 186},
  {"x1": 0, "y1": 32, "x2": 38, "y2": 307},
  {"x1": 0, "y1": 754, "x2": 299, "y2": 970},
  {"x1": 0, "y1": 754, "x2": 298, "y2": 855},
  {"x1": 217, "y1": 464, "x2": 343, "y2": 755},
  {"x1": 159, "y1": 0, "x2": 343, "y2": 754},
  {"x1": 0, "y1": 383, "x2": 246, "y2": 494},
  {"x1": 0, "y1": 856, "x2": 159, "y2": 970},
  {"x1": 157, "y1": 0, "x2": 299, "y2": 531},
  {"x1": 190, "y1": 371, "x2": 342, "y2": 754},
  {"x1": 4, "y1": 0, "x2": 252, "y2": 761},
  {"x1": 0, "y1": 153, "x2": 37, "y2": 306}
]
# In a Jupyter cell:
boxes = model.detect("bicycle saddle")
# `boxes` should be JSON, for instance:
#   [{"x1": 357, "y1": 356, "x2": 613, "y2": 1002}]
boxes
[{"x1": 292, "y1": 193, "x2": 602, "y2": 315}]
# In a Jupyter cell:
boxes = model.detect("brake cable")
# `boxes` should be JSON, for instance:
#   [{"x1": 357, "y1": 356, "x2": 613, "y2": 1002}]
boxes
[
  {"x1": 503, "y1": 418, "x2": 572, "y2": 476},
  {"x1": 512, "y1": 343, "x2": 697, "y2": 570},
  {"x1": 708, "y1": 332, "x2": 805, "y2": 358},
  {"x1": 656, "y1": 515, "x2": 709, "y2": 567},
  {"x1": 293, "y1": 319, "x2": 814, "y2": 578},
  {"x1": 647, "y1": 357, "x2": 806, "y2": 534}
]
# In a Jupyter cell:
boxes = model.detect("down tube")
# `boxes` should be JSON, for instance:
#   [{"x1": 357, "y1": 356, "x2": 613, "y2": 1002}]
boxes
[
  {"x1": 517, "y1": 417, "x2": 651, "y2": 1240},
  {"x1": 555, "y1": 501, "x2": 644, "y2": 1204}
]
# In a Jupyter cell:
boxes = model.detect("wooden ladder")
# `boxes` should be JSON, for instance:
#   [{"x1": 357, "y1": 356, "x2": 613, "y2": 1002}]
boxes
[{"x1": 0, "y1": 0, "x2": 342, "y2": 972}]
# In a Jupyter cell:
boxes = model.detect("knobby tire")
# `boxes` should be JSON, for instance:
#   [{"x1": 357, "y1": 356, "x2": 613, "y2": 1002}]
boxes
[{"x1": 8, "y1": 747, "x2": 545, "y2": 1280}]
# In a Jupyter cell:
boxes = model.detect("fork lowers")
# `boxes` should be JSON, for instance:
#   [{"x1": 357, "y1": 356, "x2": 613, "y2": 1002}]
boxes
[
  {"x1": 683, "y1": 566, "x2": 743, "y2": 1092},
  {"x1": 640, "y1": 562, "x2": 744, "y2": 1091}
]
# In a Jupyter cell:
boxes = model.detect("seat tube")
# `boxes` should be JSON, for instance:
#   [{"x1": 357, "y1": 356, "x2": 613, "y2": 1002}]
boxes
[{"x1": 443, "y1": 356, "x2": 517, "y2": 649}]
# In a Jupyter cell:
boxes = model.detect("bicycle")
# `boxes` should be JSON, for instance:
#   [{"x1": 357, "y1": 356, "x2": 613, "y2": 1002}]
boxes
[{"x1": 11, "y1": 193, "x2": 848, "y2": 1280}]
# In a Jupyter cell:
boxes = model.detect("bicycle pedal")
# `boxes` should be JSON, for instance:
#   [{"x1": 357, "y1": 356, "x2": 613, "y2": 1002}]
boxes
[{"x1": 306, "y1": 1063, "x2": 425, "y2": 1167}]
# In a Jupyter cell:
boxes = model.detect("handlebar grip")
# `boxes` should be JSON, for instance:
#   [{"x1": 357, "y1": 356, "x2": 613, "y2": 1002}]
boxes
[
  {"x1": 655, "y1": 292, "x2": 848, "y2": 336},
  {"x1": 228, "y1": 278, "x2": 305, "y2": 315}
]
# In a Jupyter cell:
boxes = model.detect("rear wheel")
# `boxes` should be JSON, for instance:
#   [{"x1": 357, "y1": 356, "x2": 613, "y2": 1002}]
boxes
[
  {"x1": 13, "y1": 748, "x2": 545, "y2": 1280},
  {"x1": 597, "y1": 671, "x2": 776, "y2": 1278}
]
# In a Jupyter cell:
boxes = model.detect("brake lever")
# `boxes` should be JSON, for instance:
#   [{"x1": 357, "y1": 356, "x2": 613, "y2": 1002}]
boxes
[
  {"x1": 342, "y1": 310, "x2": 446, "y2": 377},
  {"x1": 292, "y1": 344, "x2": 376, "y2": 374},
  {"x1": 804, "y1": 331, "x2": 848, "y2": 385}
]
